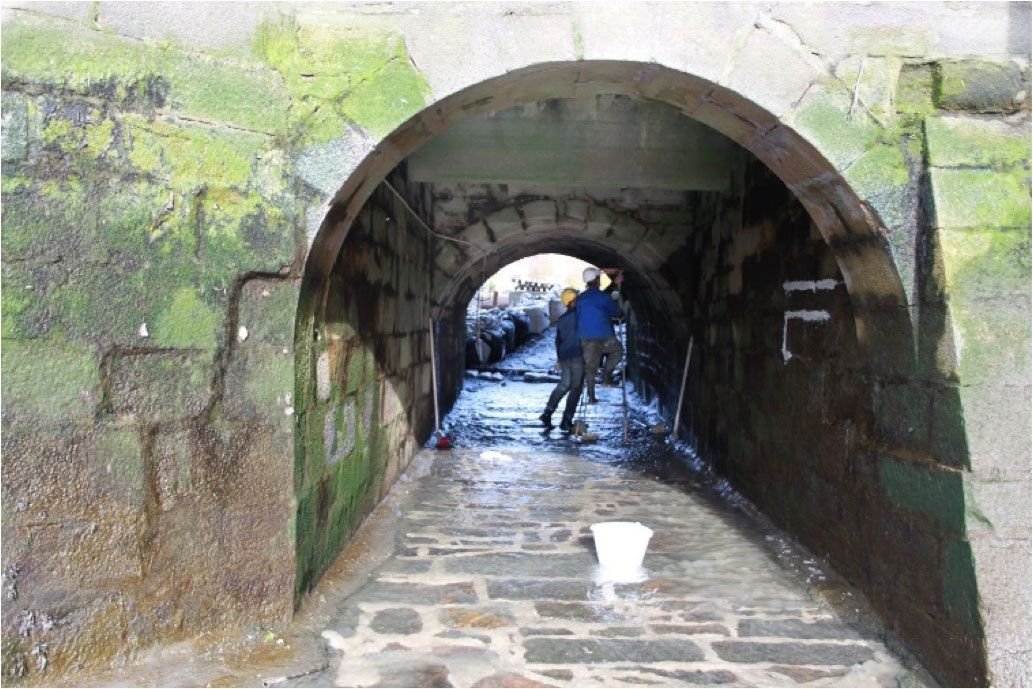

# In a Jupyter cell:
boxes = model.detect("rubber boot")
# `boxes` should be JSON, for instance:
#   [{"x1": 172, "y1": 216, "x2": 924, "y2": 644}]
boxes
[{"x1": 539, "y1": 411, "x2": 553, "y2": 427}]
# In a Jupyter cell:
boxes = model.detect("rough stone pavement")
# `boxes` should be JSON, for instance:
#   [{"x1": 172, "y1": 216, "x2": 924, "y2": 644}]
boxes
[{"x1": 270, "y1": 438, "x2": 928, "y2": 688}]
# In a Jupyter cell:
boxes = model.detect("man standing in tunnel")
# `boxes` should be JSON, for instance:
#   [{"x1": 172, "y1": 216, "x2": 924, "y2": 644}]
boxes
[
  {"x1": 577, "y1": 266, "x2": 624, "y2": 404},
  {"x1": 540, "y1": 288, "x2": 584, "y2": 431}
]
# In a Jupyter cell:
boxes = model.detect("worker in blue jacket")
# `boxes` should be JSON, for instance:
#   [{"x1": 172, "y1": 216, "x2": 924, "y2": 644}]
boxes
[
  {"x1": 576, "y1": 266, "x2": 624, "y2": 403},
  {"x1": 540, "y1": 288, "x2": 584, "y2": 431}
]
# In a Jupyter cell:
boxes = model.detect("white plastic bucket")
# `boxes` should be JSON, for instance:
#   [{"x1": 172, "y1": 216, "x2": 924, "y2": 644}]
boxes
[{"x1": 591, "y1": 522, "x2": 653, "y2": 576}]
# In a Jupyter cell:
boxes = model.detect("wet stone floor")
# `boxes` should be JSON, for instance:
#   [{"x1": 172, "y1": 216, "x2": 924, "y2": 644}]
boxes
[{"x1": 79, "y1": 330, "x2": 932, "y2": 688}]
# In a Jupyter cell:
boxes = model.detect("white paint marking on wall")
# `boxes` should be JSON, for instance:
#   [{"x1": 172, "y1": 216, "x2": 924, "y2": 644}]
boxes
[
  {"x1": 316, "y1": 351, "x2": 331, "y2": 401},
  {"x1": 782, "y1": 309, "x2": 831, "y2": 363},
  {"x1": 782, "y1": 278, "x2": 841, "y2": 293}
]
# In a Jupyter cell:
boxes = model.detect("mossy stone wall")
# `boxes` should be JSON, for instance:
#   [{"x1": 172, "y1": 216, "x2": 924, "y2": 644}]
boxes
[{"x1": 0, "y1": 6, "x2": 430, "y2": 682}]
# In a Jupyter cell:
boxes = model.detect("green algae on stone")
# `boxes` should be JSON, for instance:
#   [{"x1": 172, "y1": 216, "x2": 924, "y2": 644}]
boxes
[
  {"x1": 939, "y1": 228, "x2": 1031, "y2": 300},
  {"x1": 108, "y1": 351, "x2": 213, "y2": 422},
  {"x1": 1, "y1": 91, "x2": 30, "y2": 161},
  {"x1": 787, "y1": 88, "x2": 883, "y2": 171},
  {"x1": 1, "y1": 14, "x2": 289, "y2": 133},
  {"x1": 895, "y1": 63, "x2": 936, "y2": 118},
  {"x1": 123, "y1": 115, "x2": 268, "y2": 190},
  {"x1": 1, "y1": 339, "x2": 100, "y2": 424},
  {"x1": 935, "y1": 60, "x2": 1026, "y2": 113},
  {"x1": 926, "y1": 116, "x2": 1032, "y2": 170},
  {"x1": 844, "y1": 144, "x2": 911, "y2": 223},
  {"x1": 242, "y1": 345, "x2": 294, "y2": 412},
  {"x1": 254, "y1": 16, "x2": 430, "y2": 142},
  {"x1": 930, "y1": 168, "x2": 1032, "y2": 229},
  {"x1": 151, "y1": 288, "x2": 220, "y2": 350}
]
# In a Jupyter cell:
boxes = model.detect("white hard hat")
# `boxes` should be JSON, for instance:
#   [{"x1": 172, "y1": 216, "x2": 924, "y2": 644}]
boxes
[{"x1": 582, "y1": 266, "x2": 601, "y2": 283}]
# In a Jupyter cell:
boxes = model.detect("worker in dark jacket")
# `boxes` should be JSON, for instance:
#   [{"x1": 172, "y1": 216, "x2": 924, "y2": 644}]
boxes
[
  {"x1": 540, "y1": 288, "x2": 584, "y2": 431},
  {"x1": 576, "y1": 266, "x2": 624, "y2": 403}
]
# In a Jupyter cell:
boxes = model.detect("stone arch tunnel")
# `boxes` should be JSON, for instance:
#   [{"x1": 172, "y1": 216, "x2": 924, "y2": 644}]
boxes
[{"x1": 1, "y1": 3, "x2": 1029, "y2": 687}]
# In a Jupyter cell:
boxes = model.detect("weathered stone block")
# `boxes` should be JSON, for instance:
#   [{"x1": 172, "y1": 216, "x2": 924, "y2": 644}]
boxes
[
  {"x1": 1, "y1": 91, "x2": 28, "y2": 162},
  {"x1": 76, "y1": 428, "x2": 149, "y2": 512},
  {"x1": 371, "y1": 607, "x2": 423, "y2": 634},
  {"x1": 721, "y1": 27, "x2": 822, "y2": 120},
  {"x1": 585, "y1": 204, "x2": 616, "y2": 238},
  {"x1": 965, "y1": 477, "x2": 1032, "y2": 541},
  {"x1": 737, "y1": 618, "x2": 862, "y2": 640},
  {"x1": 879, "y1": 456, "x2": 965, "y2": 533},
  {"x1": 238, "y1": 279, "x2": 300, "y2": 349},
  {"x1": 520, "y1": 200, "x2": 557, "y2": 233},
  {"x1": 353, "y1": 581, "x2": 478, "y2": 605},
  {"x1": 221, "y1": 343, "x2": 293, "y2": 423},
  {"x1": 834, "y1": 56, "x2": 899, "y2": 118},
  {"x1": 485, "y1": 206, "x2": 524, "y2": 237},
  {"x1": 712, "y1": 641, "x2": 873, "y2": 665},
  {"x1": 930, "y1": 168, "x2": 1031, "y2": 229},
  {"x1": 487, "y1": 580, "x2": 591, "y2": 601},
  {"x1": 948, "y1": 296, "x2": 1030, "y2": 387},
  {"x1": 843, "y1": 144, "x2": 913, "y2": 231},
  {"x1": 1, "y1": 339, "x2": 100, "y2": 425},
  {"x1": 926, "y1": 116, "x2": 1032, "y2": 170},
  {"x1": 784, "y1": 88, "x2": 881, "y2": 172},
  {"x1": 873, "y1": 381, "x2": 930, "y2": 450},
  {"x1": 609, "y1": 215, "x2": 646, "y2": 245},
  {"x1": 957, "y1": 384, "x2": 1032, "y2": 482},
  {"x1": 154, "y1": 430, "x2": 194, "y2": 511},
  {"x1": 108, "y1": 351, "x2": 213, "y2": 423},
  {"x1": 936, "y1": 60, "x2": 1028, "y2": 113},
  {"x1": 939, "y1": 228, "x2": 1030, "y2": 301},
  {"x1": 896, "y1": 63, "x2": 936, "y2": 116},
  {"x1": 524, "y1": 637, "x2": 704, "y2": 664}
]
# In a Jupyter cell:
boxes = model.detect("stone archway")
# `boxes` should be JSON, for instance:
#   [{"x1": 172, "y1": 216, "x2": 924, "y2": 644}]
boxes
[{"x1": 294, "y1": 61, "x2": 999, "y2": 686}]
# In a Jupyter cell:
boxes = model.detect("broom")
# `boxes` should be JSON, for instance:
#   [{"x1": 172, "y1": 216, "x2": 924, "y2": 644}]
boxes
[{"x1": 651, "y1": 336, "x2": 693, "y2": 438}]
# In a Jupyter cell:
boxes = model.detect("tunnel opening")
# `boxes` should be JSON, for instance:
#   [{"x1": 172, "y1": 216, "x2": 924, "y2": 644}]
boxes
[{"x1": 293, "y1": 63, "x2": 984, "y2": 685}]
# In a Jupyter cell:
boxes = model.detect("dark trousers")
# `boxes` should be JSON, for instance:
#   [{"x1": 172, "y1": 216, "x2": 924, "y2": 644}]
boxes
[
  {"x1": 545, "y1": 358, "x2": 585, "y2": 422},
  {"x1": 581, "y1": 336, "x2": 623, "y2": 400}
]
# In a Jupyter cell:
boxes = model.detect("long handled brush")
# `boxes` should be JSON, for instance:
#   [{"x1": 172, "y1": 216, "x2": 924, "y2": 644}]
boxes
[{"x1": 650, "y1": 335, "x2": 694, "y2": 438}]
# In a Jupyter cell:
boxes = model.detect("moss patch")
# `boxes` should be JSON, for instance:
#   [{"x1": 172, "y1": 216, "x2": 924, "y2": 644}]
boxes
[
  {"x1": 939, "y1": 228, "x2": 1031, "y2": 299},
  {"x1": 254, "y1": 16, "x2": 430, "y2": 142},
  {"x1": 789, "y1": 88, "x2": 883, "y2": 171},
  {"x1": 152, "y1": 288, "x2": 220, "y2": 350},
  {"x1": 123, "y1": 115, "x2": 267, "y2": 190},
  {"x1": 1, "y1": 14, "x2": 289, "y2": 133},
  {"x1": 926, "y1": 116, "x2": 1032, "y2": 170},
  {"x1": 930, "y1": 168, "x2": 1032, "y2": 229},
  {"x1": 1, "y1": 338, "x2": 100, "y2": 424}
]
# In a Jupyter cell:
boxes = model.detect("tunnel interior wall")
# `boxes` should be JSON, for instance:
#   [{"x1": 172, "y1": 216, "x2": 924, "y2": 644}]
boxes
[
  {"x1": 294, "y1": 175, "x2": 438, "y2": 598},
  {"x1": 632, "y1": 155, "x2": 987, "y2": 685}
]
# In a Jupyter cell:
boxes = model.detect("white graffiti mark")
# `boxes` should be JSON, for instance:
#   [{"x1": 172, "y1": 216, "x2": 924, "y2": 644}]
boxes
[
  {"x1": 782, "y1": 309, "x2": 831, "y2": 363},
  {"x1": 783, "y1": 278, "x2": 841, "y2": 293}
]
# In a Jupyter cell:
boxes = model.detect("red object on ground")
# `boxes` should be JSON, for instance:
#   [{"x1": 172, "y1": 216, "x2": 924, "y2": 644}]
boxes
[{"x1": 436, "y1": 434, "x2": 452, "y2": 450}]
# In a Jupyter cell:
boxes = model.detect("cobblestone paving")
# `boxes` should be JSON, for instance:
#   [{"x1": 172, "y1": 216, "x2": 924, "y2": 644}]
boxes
[
  {"x1": 74, "y1": 332, "x2": 932, "y2": 688},
  {"x1": 291, "y1": 440, "x2": 927, "y2": 688}
]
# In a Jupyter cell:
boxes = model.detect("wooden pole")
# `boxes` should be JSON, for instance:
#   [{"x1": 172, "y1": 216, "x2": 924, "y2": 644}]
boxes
[
  {"x1": 672, "y1": 336, "x2": 694, "y2": 438},
  {"x1": 428, "y1": 317, "x2": 441, "y2": 435}
]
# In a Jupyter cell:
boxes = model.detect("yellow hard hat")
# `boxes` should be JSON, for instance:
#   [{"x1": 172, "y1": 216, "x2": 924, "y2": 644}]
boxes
[{"x1": 560, "y1": 288, "x2": 579, "y2": 307}]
